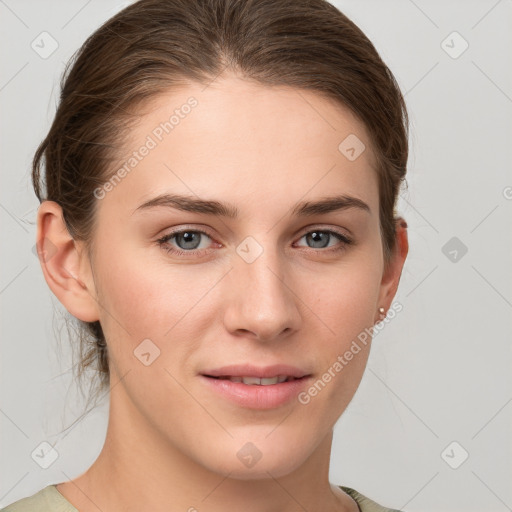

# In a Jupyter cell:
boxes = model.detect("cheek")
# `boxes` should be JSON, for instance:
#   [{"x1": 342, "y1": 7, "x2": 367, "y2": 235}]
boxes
[
  {"x1": 306, "y1": 256, "x2": 382, "y2": 337},
  {"x1": 92, "y1": 247, "x2": 221, "y2": 362},
  {"x1": 297, "y1": 248, "x2": 382, "y2": 404}
]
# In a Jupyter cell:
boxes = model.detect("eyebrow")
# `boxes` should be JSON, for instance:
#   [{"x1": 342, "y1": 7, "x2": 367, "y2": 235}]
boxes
[{"x1": 132, "y1": 193, "x2": 371, "y2": 218}]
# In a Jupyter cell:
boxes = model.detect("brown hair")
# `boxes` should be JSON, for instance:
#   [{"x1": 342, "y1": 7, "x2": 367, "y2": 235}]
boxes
[{"x1": 32, "y1": 0, "x2": 409, "y2": 414}]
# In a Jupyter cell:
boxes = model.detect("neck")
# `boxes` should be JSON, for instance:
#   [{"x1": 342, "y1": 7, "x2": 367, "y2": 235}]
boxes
[{"x1": 57, "y1": 385, "x2": 358, "y2": 512}]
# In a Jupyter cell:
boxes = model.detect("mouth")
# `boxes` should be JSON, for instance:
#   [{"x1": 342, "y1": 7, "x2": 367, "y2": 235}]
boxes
[
  {"x1": 200, "y1": 363, "x2": 311, "y2": 385},
  {"x1": 199, "y1": 365, "x2": 313, "y2": 409},
  {"x1": 204, "y1": 375, "x2": 307, "y2": 385}
]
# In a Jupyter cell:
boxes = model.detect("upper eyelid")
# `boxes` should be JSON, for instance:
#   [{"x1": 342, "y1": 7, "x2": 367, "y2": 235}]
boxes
[
  {"x1": 296, "y1": 225, "x2": 351, "y2": 238},
  {"x1": 161, "y1": 225, "x2": 350, "y2": 236},
  {"x1": 159, "y1": 226, "x2": 215, "y2": 241}
]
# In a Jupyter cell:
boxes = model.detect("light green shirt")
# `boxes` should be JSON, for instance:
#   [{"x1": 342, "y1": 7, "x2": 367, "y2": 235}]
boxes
[{"x1": 0, "y1": 484, "x2": 404, "y2": 511}]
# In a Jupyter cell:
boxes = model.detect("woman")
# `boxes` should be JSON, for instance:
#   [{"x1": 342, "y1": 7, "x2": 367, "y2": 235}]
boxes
[{"x1": 2, "y1": 0, "x2": 409, "y2": 510}]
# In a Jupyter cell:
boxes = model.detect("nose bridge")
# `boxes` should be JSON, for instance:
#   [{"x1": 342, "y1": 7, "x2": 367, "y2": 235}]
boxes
[{"x1": 225, "y1": 235, "x2": 301, "y2": 339}]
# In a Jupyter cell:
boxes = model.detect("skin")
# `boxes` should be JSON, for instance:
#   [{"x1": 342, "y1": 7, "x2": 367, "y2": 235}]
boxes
[{"x1": 37, "y1": 73, "x2": 408, "y2": 512}]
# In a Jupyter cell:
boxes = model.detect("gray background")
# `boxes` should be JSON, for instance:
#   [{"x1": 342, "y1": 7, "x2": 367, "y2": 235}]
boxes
[{"x1": 1, "y1": 1, "x2": 511, "y2": 511}]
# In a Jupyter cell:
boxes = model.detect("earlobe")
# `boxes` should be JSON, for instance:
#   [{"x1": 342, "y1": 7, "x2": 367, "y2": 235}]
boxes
[
  {"x1": 375, "y1": 218, "x2": 409, "y2": 321},
  {"x1": 35, "y1": 200, "x2": 100, "y2": 323}
]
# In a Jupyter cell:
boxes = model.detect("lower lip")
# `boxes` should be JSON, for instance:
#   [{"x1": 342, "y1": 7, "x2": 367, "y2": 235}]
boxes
[{"x1": 200, "y1": 375, "x2": 312, "y2": 409}]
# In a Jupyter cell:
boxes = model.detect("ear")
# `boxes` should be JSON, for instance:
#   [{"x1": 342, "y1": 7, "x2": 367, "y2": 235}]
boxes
[
  {"x1": 35, "y1": 200, "x2": 100, "y2": 322},
  {"x1": 374, "y1": 217, "x2": 408, "y2": 322}
]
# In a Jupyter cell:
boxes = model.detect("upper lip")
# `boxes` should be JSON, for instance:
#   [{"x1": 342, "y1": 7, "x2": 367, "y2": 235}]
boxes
[{"x1": 201, "y1": 364, "x2": 311, "y2": 379}]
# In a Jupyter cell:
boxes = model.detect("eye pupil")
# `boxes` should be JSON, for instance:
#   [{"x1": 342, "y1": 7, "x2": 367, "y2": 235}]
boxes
[
  {"x1": 177, "y1": 231, "x2": 201, "y2": 249},
  {"x1": 307, "y1": 231, "x2": 330, "y2": 248}
]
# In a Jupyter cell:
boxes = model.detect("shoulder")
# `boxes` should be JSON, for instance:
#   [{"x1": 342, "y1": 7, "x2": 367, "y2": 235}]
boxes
[
  {"x1": 0, "y1": 485, "x2": 78, "y2": 512},
  {"x1": 338, "y1": 485, "x2": 405, "y2": 512},
  {"x1": 2, "y1": 483, "x2": 402, "y2": 512}
]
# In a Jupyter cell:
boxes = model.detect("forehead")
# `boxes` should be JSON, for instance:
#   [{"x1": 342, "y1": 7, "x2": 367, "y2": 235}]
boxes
[{"x1": 98, "y1": 74, "x2": 379, "y2": 220}]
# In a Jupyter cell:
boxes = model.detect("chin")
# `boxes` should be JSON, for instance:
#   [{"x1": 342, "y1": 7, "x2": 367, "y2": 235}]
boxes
[
  {"x1": 200, "y1": 437, "x2": 310, "y2": 481},
  {"x1": 216, "y1": 459, "x2": 303, "y2": 481}
]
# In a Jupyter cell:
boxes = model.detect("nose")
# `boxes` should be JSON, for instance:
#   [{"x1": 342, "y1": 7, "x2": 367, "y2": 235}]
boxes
[{"x1": 222, "y1": 243, "x2": 302, "y2": 342}]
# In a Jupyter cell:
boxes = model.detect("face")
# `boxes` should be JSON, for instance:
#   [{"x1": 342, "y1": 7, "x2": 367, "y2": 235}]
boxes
[{"x1": 73, "y1": 74, "x2": 393, "y2": 479}]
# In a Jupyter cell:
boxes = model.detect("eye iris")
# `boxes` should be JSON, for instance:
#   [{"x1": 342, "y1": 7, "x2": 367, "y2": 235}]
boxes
[
  {"x1": 307, "y1": 231, "x2": 330, "y2": 249},
  {"x1": 177, "y1": 231, "x2": 201, "y2": 250}
]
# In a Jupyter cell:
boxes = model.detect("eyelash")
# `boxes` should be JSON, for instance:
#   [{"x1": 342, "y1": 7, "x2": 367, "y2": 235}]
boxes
[{"x1": 156, "y1": 227, "x2": 353, "y2": 258}]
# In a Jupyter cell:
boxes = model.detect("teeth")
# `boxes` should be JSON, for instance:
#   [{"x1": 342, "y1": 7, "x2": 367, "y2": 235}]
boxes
[
  {"x1": 243, "y1": 376, "x2": 266, "y2": 385},
  {"x1": 260, "y1": 377, "x2": 279, "y2": 385},
  {"x1": 224, "y1": 375, "x2": 293, "y2": 385}
]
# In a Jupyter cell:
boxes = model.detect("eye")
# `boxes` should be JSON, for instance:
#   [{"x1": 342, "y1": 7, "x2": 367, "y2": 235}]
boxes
[
  {"x1": 156, "y1": 226, "x2": 353, "y2": 258},
  {"x1": 156, "y1": 228, "x2": 216, "y2": 256},
  {"x1": 295, "y1": 229, "x2": 353, "y2": 253}
]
